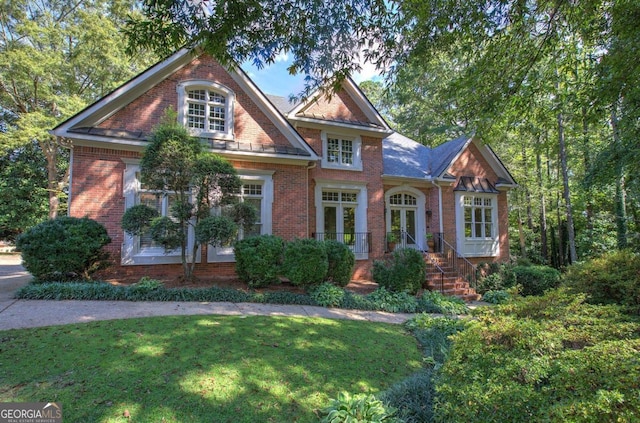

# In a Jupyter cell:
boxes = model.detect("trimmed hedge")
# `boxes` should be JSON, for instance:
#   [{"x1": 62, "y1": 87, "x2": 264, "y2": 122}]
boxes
[
  {"x1": 282, "y1": 238, "x2": 328, "y2": 286},
  {"x1": 16, "y1": 216, "x2": 111, "y2": 281},
  {"x1": 324, "y1": 239, "x2": 355, "y2": 287},
  {"x1": 233, "y1": 235, "x2": 284, "y2": 287}
]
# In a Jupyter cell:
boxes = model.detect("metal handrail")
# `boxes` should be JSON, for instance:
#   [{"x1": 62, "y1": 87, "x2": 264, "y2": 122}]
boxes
[
  {"x1": 434, "y1": 233, "x2": 478, "y2": 289},
  {"x1": 312, "y1": 232, "x2": 371, "y2": 253},
  {"x1": 424, "y1": 251, "x2": 446, "y2": 294}
]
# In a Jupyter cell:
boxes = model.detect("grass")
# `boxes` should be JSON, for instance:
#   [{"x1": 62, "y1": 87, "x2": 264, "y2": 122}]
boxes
[{"x1": 0, "y1": 315, "x2": 422, "y2": 422}]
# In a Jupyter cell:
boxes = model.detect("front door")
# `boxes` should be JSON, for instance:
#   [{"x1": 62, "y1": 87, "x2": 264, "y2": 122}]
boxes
[{"x1": 389, "y1": 193, "x2": 418, "y2": 248}]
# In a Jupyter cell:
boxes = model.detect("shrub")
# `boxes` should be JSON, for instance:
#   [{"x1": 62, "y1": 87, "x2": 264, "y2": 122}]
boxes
[
  {"x1": 563, "y1": 250, "x2": 640, "y2": 312},
  {"x1": 282, "y1": 238, "x2": 328, "y2": 286},
  {"x1": 310, "y1": 282, "x2": 345, "y2": 307},
  {"x1": 367, "y1": 287, "x2": 418, "y2": 313},
  {"x1": 482, "y1": 290, "x2": 511, "y2": 304},
  {"x1": 233, "y1": 235, "x2": 284, "y2": 288},
  {"x1": 417, "y1": 290, "x2": 469, "y2": 315},
  {"x1": 513, "y1": 264, "x2": 561, "y2": 296},
  {"x1": 324, "y1": 240, "x2": 355, "y2": 287},
  {"x1": 405, "y1": 315, "x2": 468, "y2": 365},
  {"x1": 379, "y1": 370, "x2": 435, "y2": 423},
  {"x1": 372, "y1": 248, "x2": 426, "y2": 294},
  {"x1": 476, "y1": 262, "x2": 516, "y2": 293},
  {"x1": 320, "y1": 392, "x2": 400, "y2": 423},
  {"x1": 16, "y1": 216, "x2": 111, "y2": 281},
  {"x1": 433, "y1": 290, "x2": 640, "y2": 423}
]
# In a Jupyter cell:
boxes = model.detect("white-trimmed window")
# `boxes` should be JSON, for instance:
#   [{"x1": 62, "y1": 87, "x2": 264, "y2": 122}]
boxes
[
  {"x1": 178, "y1": 81, "x2": 235, "y2": 140},
  {"x1": 455, "y1": 193, "x2": 499, "y2": 257},
  {"x1": 315, "y1": 181, "x2": 368, "y2": 259},
  {"x1": 122, "y1": 161, "x2": 194, "y2": 265},
  {"x1": 208, "y1": 171, "x2": 274, "y2": 262},
  {"x1": 321, "y1": 132, "x2": 362, "y2": 170},
  {"x1": 463, "y1": 196, "x2": 494, "y2": 239}
]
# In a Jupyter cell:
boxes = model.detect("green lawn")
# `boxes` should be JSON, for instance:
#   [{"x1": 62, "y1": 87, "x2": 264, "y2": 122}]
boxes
[{"x1": 0, "y1": 315, "x2": 422, "y2": 422}]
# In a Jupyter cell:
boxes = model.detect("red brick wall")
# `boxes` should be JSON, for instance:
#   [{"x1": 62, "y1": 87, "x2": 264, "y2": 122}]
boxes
[
  {"x1": 99, "y1": 54, "x2": 293, "y2": 148},
  {"x1": 302, "y1": 90, "x2": 370, "y2": 123}
]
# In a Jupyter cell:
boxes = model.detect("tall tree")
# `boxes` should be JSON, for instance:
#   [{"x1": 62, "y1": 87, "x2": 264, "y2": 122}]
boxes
[{"x1": 0, "y1": 0, "x2": 155, "y2": 221}]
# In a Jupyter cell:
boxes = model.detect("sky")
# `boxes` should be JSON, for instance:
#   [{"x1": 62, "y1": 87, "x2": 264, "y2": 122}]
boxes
[{"x1": 241, "y1": 52, "x2": 382, "y2": 98}]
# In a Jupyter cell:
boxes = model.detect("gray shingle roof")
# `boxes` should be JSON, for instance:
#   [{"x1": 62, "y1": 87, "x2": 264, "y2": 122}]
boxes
[
  {"x1": 430, "y1": 135, "x2": 471, "y2": 177},
  {"x1": 382, "y1": 132, "x2": 432, "y2": 179},
  {"x1": 265, "y1": 94, "x2": 298, "y2": 115}
]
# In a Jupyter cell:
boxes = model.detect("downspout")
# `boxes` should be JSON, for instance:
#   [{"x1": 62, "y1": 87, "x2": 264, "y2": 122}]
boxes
[
  {"x1": 67, "y1": 146, "x2": 73, "y2": 216},
  {"x1": 430, "y1": 180, "x2": 444, "y2": 234},
  {"x1": 306, "y1": 161, "x2": 317, "y2": 237}
]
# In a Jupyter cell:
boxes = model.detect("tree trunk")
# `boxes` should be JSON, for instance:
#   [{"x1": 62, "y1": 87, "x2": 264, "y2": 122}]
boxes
[
  {"x1": 611, "y1": 105, "x2": 628, "y2": 249},
  {"x1": 536, "y1": 138, "x2": 548, "y2": 263},
  {"x1": 557, "y1": 111, "x2": 578, "y2": 263}
]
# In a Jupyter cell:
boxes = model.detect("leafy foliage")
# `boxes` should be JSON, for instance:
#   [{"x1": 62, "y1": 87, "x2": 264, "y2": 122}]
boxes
[
  {"x1": 120, "y1": 116, "x2": 249, "y2": 280},
  {"x1": 16, "y1": 216, "x2": 111, "y2": 281},
  {"x1": 563, "y1": 250, "x2": 640, "y2": 313},
  {"x1": 372, "y1": 248, "x2": 426, "y2": 294},
  {"x1": 417, "y1": 291, "x2": 469, "y2": 315},
  {"x1": 323, "y1": 239, "x2": 355, "y2": 287},
  {"x1": 320, "y1": 392, "x2": 400, "y2": 423},
  {"x1": 309, "y1": 282, "x2": 345, "y2": 308},
  {"x1": 512, "y1": 264, "x2": 561, "y2": 296},
  {"x1": 433, "y1": 289, "x2": 640, "y2": 422},
  {"x1": 282, "y1": 238, "x2": 328, "y2": 286},
  {"x1": 481, "y1": 290, "x2": 511, "y2": 304},
  {"x1": 233, "y1": 235, "x2": 284, "y2": 288},
  {"x1": 368, "y1": 287, "x2": 417, "y2": 313}
]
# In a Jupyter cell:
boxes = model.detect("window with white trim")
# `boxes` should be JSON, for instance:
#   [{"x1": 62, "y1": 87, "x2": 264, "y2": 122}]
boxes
[
  {"x1": 207, "y1": 172, "x2": 274, "y2": 262},
  {"x1": 178, "y1": 81, "x2": 235, "y2": 140},
  {"x1": 463, "y1": 195, "x2": 494, "y2": 239},
  {"x1": 321, "y1": 132, "x2": 362, "y2": 170},
  {"x1": 122, "y1": 162, "x2": 191, "y2": 265}
]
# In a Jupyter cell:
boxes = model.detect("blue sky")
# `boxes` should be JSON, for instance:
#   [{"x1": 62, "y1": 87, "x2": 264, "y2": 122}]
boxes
[{"x1": 241, "y1": 52, "x2": 382, "y2": 98}]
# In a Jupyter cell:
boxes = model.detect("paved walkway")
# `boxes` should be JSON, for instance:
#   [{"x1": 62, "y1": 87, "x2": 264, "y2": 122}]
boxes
[{"x1": 0, "y1": 254, "x2": 413, "y2": 331}]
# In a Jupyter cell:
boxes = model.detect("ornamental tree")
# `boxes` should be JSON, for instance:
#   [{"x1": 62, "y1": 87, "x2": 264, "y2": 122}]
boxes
[{"x1": 121, "y1": 114, "x2": 256, "y2": 281}]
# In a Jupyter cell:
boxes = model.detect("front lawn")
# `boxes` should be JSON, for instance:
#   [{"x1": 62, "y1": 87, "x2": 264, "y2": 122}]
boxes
[{"x1": 0, "y1": 315, "x2": 422, "y2": 422}]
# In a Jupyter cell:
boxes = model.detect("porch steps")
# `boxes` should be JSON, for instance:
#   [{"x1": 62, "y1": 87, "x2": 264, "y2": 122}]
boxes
[{"x1": 424, "y1": 253, "x2": 481, "y2": 302}]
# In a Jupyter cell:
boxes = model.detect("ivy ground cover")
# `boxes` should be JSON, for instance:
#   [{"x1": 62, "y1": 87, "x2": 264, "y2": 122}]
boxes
[{"x1": 0, "y1": 315, "x2": 421, "y2": 422}]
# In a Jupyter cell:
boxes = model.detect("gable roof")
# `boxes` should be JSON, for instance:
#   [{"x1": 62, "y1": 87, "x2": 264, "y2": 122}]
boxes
[
  {"x1": 284, "y1": 78, "x2": 393, "y2": 135},
  {"x1": 51, "y1": 48, "x2": 318, "y2": 161},
  {"x1": 382, "y1": 132, "x2": 517, "y2": 188}
]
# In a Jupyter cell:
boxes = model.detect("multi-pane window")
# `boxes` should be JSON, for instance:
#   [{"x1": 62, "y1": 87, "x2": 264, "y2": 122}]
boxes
[
  {"x1": 326, "y1": 137, "x2": 354, "y2": 165},
  {"x1": 186, "y1": 89, "x2": 226, "y2": 133},
  {"x1": 463, "y1": 196, "x2": 494, "y2": 238},
  {"x1": 322, "y1": 190, "x2": 357, "y2": 244},
  {"x1": 389, "y1": 193, "x2": 417, "y2": 206},
  {"x1": 218, "y1": 182, "x2": 264, "y2": 247},
  {"x1": 136, "y1": 173, "x2": 177, "y2": 250}
]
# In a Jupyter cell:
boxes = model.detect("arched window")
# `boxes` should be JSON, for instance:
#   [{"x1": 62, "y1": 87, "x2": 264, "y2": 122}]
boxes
[{"x1": 177, "y1": 81, "x2": 235, "y2": 140}]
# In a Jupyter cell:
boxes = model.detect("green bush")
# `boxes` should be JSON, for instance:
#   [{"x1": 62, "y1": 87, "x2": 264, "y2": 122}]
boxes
[
  {"x1": 282, "y1": 238, "x2": 328, "y2": 286},
  {"x1": 367, "y1": 287, "x2": 418, "y2": 313},
  {"x1": 563, "y1": 250, "x2": 640, "y2": 312},
  {"x1": 482, "y1": 290, "x2": 511, "y2": 304},
  {"x1": 372, "y1": 248, "x2": 426, "y2": 294},
  {"x1": 310, "y1": 282, "x2": 345, "y2": 307},
  {"x1": 433, "y1": 289, "x2": 640, "y2": 423},
  {"x1": 16, "y1": 216, "x2": 111, "y2": 281},
  {"x1": 379, "y1": 370, "x2": 435, "y2": 423},
  {"x1": 417, "y1": 290, "x2": 469, "y2": 315},
  {"x1": 320, "y1": 392, "x2": 400, "y2": 423},
  {"x1": 324, "y1": 240, "x2": 355, "y2": 287},
  {"x1": 233, "y1": 235, "x2": 284, "y2": 287},
  {"x1": 476, "y1": 262, "x2": 516, "y2": 293},
  {"x1": 513, "y1": 264, "x2": 561, "y2": 296}
]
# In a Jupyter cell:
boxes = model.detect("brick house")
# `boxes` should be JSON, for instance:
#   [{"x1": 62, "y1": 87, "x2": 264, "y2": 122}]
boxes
[{"x1": 50, "y1": 49, "x2": 516, "y2": 290}]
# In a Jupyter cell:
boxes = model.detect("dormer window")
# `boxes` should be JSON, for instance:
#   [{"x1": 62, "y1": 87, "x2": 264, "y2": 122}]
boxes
[
  {"x1": 321, "y1": 131, "x2": 362, "y2": 171},
  {"x1": 178, "y1": 81, "x2": 235, "y2": 140}
]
